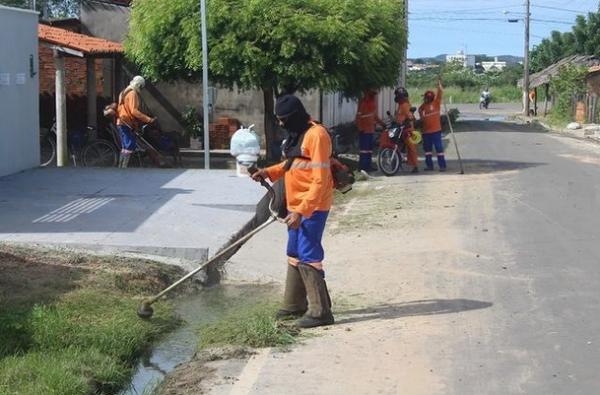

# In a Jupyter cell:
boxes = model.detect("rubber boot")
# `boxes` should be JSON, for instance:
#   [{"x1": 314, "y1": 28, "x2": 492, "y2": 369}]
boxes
[
  {"x1": 118, "y1": 152, "x2": 124, "y2": 168},
  {"x1": 120, "y1": 153, "x2": 131, "y2": 168},
  {"x1": 296, "y1": 265, "x2": 334, "y2": 328},
  {"x1": 276, "y1": 264, "x2": 307, "y2": 320}
]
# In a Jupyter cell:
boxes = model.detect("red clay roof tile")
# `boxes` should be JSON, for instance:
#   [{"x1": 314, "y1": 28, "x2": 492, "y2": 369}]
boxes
[{"x1": 39, "y1": 24, "x2": 123, "y2": 56}]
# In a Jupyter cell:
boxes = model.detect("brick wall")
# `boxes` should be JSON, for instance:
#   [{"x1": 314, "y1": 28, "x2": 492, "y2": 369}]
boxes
[{"x1": 39, "y1": 45, "x2": 104, "y2": 96}]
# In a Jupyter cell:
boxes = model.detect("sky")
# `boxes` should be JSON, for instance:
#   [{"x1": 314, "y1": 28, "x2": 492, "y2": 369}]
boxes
[{"x1": 408, "y1": 0, "x2": 600, "y2": 58}]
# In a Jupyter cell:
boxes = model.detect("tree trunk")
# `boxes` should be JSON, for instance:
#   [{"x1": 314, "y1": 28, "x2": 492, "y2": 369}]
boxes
[{"x1": 263, "y1": 87, "x2": 277, "y2": 161}]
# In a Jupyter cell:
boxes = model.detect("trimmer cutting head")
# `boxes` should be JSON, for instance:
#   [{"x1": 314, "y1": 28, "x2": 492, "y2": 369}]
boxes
[{"x1": 137, "y1": 300, "x2": 154, "y2": 319}]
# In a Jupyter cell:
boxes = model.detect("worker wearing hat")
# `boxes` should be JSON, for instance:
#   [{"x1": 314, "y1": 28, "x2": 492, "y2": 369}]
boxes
[
  {"x1": 116, "y1": 75, "x2": 156, "y2": 168},
  {"x1": 394, "y1": 87, "x2": 419, "y2": 173},
  {"x1": 251, "y1": 94, "x2": 335, "y2": 328},
  {"x1": 418, "y1": 80, "x2": 447, "y2": 171}
]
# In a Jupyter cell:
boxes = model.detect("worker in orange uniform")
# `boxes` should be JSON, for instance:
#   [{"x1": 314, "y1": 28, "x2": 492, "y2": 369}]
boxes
[
  {"x1": 528, "y1": 89, "x2": 537, "y2": 116},
  {"x1": 116, "y1": 75, "x2": 156, "y2": 168},
  {"x1": 251, "y1": 95, "x2": 335, "y2": 328},
  {"x1": 356, "y1": 89, "x2": 386, "y2": 173},
  {"x1": 418, "y1": 80, "x2": 446, "y2": 172},
  {"x1": 394, "y1": 87, "x2": 419, "y2": 173}
]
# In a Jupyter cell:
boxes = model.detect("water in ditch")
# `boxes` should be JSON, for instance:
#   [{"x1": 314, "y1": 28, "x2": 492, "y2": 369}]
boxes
[{"x1": 119, "y1": 283, "x2": 277, "y2": 395}]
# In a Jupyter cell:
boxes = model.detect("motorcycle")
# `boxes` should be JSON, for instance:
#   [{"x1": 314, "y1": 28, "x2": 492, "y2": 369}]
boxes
[
  {"x1": 479, "y1": 93, "x2": 491, "y2": 109},
  {"x1": 377, "y1": 110, "x2": 415, "y2": 176}
]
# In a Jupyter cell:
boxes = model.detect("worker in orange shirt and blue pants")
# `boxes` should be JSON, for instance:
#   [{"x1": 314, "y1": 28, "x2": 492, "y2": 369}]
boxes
[
  {"x1": 418, "y1": 80, "x2": 447, "y2": 172},
  {"x1": 251, "y1": 94, "x2": 335, "y2": 328},
  {"x1": 394, "y1": 87, "x2": 419, "y2": 173},
  {"x1": 356, "y1": 89, "x2": 385, "y2": 173}
]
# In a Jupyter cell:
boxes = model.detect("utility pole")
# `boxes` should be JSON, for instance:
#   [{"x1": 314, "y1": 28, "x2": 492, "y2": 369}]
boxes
[
  {"x1": 523, "y1": 0, "x2": 531, "y2": 116},
  {"x1": 399, "y1": 0, "x2": 408, "y2": 87},
  {"x1": 200, "y1": 0, "x2": 210, "y2": 169}
]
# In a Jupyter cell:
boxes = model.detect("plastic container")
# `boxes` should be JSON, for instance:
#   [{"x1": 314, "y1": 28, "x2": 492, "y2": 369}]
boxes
[{"x1": 230, "y1": 124, "x2": 261, "y2": 177}]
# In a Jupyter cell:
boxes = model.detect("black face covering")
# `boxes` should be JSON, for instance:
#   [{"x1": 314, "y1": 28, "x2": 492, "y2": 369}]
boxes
[
  {"x1": 275, "y1": 95, "x2": 311, "y2": 158},
  {"x1": 276, "y1": 95, "x2": 311, "y2": 137}
]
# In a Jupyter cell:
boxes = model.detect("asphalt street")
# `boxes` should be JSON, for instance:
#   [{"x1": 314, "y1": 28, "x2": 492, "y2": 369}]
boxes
[
  {"x1": 441, "y1": 113, "x2": 600, "y2": 393},
  {"x1": 211, "y1": 107, "x2": 600, "y2": 394}
]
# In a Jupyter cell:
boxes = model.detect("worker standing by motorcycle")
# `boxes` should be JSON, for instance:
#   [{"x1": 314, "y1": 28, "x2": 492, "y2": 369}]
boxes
[
  {"x1": 251, "y1": 94, "x2": 335, "y2": 328},
  {"x1": 356, "y1": 89, "x2": 386, "y2": 173},
  {"x1": 394, "y1": 87, "x2": 419, "y2": 173},
  {"x1": 419, "y1": 80, "x2": 447, "y2": 172}
]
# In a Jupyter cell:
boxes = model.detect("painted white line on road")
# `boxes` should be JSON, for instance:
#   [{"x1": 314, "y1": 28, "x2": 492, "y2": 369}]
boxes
[
  {"x1": 229, "y1": 348, "x2": 271, "y2": 395},
  {"x1": 33, "y1": 197, "x2": 115, "y2": 223}
]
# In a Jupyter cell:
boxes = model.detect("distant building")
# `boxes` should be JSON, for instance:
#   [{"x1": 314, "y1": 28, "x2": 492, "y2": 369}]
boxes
[
  {"x1": 446, "y1": 51, "x2": 475, "y2": 68},
  {"x1": 481, "y1": 57, "x2": 507, "y2": 72},
  {"x1": 408, "y1": 63, "x2": 440, "y2": 72}
]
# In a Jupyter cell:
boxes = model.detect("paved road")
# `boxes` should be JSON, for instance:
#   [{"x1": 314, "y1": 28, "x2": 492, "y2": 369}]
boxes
[
  {"x1": 445, "y1": 118, "x2": 600, "y2": 394},
  {"x1": 205, "y1": 112, "x2": 600, "y2": 394},
  {"x1": 0, "y1": 168, "x2": 265, "y2": 269}
]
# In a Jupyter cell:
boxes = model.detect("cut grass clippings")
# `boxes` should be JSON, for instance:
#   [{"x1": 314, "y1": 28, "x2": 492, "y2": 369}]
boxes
[
  {"x1": 198, "y1": 302, "x2": 299, "y2": 349},
  {"x1": 0, "y1": 245, "x2": 184, "y2": 395}
]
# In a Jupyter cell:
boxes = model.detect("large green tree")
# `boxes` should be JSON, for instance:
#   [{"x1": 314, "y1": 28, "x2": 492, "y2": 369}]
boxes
[
  {"x1": 125, "y1": 0, "x2": 406, "y2": 158},
  {"x1": 530, "y1": 6, "x2": 600, "y2": 72}
]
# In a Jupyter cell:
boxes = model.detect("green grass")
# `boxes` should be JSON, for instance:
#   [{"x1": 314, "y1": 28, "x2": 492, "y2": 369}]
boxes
[
  {"x1": 0, "y1": 289, "x2": 178, "y2": 394},
  {"x1": 198, "y1": 302, "x2": 299, "y2": 349},
  {"x1": 408, "y1": 85, "x2": 521, "y2": 104}
]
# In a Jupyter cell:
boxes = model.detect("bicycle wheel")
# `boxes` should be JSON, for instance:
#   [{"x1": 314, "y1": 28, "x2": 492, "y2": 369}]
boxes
[
  {"x1": 378, "y1": 147, "x2": 400, "y2": 176},
  {"x1": 40, "y1": 136, "x2": 56, "y2": 167},
  {"x1": 82, "y1": 140, "x2": 118, "y2": 167}
]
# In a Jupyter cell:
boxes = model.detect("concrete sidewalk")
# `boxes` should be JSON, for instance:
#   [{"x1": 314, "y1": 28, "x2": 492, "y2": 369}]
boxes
[{"x1": 0, "y1": 167, "x2": 265, "y2": 269}]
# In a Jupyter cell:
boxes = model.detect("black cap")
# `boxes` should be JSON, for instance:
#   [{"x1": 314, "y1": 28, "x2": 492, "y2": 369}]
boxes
[{"x1": 275, "y1": 95, "x2": 307, "y2": 118}]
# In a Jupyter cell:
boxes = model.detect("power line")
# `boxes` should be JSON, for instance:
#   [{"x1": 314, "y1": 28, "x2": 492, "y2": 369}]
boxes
[
  {"x1": 532, "y1": 4, "x2": 591, "y2": 14},
  {"x1": 410, "y1": 5, "x2": 523, "y2": 15}
]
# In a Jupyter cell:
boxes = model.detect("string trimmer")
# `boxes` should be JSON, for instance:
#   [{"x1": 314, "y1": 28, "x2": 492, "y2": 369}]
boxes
[{"x1": 137, "y1": 168, "x2": 282, "y2": 319}]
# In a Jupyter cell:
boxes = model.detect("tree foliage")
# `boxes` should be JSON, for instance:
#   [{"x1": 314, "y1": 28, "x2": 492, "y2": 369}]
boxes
[
  {"x1": 530, "y1": 7, "x2": 600, "y2": 72},
  {"x1": 549, "y1": 65, "x2": 588, "y2": 121},
  {"x1": 126, "y1": 0, "x2": 406, "y2": 157},
  {"x1": 126, "y1": 0, "x2": 405, "y2": 96}
]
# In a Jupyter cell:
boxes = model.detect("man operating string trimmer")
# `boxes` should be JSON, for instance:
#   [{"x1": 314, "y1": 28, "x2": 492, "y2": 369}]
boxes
[{"x1": 251, "y1": 95, "x2": 335, "y2": 328}]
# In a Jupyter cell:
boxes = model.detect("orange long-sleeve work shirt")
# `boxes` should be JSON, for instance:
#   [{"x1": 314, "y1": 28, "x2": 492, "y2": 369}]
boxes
[
  {"x1": 396, "y1": 100, "x2": 415, "y2": 131},
  {"x1": 418, "y1": 86, "x2": 443, "y2": 134},
  {"x1": 265, "y1": 123, "x2": 334, "y2": 218},
  {"x1": 117, "y1": 90, "x2": 153, "y2": 130},
  {"x1": 356, "y1": 94, "x2": 383, "y2": 133}
]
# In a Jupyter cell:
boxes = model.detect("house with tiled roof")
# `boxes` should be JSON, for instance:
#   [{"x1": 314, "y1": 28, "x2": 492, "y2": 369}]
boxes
[{"x1": 37, "y1": 21, "x2": 124, "y2": 134}]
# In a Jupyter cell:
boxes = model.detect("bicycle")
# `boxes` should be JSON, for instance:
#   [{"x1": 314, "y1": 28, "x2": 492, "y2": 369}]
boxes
[
  {"x1": 105, "y1": 120, "x2": 183, "y2": 168},
  {"x1": 39, "y1": 122, "x2": 118, "y2": 167}
]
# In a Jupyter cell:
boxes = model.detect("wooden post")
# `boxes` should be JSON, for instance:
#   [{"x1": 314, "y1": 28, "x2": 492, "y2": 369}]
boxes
[
  {"x1": 54, "y1": 49, "x2": 68, "y2": 167},
  {"x1": 543, "y1": 84, "x2": 549, "y2": 116},
  {"x1": 113, "y1": 56, "x2": 123, "y2": 101},
  {"x1": 86, "y1": 57, "x2": 97, "y2": 137}
]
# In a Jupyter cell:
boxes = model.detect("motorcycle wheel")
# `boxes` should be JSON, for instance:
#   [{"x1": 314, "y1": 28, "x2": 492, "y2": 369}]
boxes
[{"x1": 377, "y1": 147, "x2": 401, "y2": 176}]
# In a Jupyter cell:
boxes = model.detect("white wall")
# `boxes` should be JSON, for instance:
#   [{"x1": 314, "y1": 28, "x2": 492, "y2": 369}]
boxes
[
  {"x1": 322, "y1": 87, "x2": 396, "y2": 128},
  {"x1": 0, "y1": 6, "x2": 39, "y2": 177}
]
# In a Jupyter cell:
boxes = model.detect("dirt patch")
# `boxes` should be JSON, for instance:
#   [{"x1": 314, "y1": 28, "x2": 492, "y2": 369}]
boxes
[
  {"x1": 158, "y1": 346, "x2": 255, "y2": 395},
  {"x1": 0, "y1": 243, "x2": 194, "y2": 308}
]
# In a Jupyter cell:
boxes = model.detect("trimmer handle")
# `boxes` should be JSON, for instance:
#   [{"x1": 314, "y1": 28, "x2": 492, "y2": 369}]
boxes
[
  {"x1": 247, "y1": 165, "x2": 282, "y2": 221},
  {"x1": 247, "y1": 165, "x2": 272, "y2": 191}
]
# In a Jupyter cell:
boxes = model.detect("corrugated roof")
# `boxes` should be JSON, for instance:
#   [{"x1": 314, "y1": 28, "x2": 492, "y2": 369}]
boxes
[
  {"x1": 39, "y1": 24, "x2": 123, "y2": 56},
  {"x1": 519, "y1": 55, "x2": 600, "y2": 88}
]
